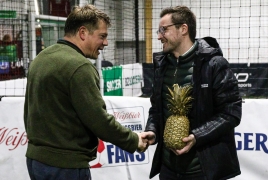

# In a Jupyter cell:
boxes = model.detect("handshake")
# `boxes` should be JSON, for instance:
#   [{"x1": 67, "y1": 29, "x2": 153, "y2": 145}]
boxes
[{"x1": 135, "y1": 131, "x2": 156, "y2": 153}]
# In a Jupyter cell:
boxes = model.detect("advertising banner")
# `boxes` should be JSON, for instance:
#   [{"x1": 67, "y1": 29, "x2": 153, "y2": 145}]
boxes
[
  {"x1": 90, "y1": 96, "x2": 158, "y2": 180},
  {"x1": 140, "y1": 63, "x2": 268, "y2": 98},
  {"x1": 230, "y1": 63, "x2": 268, "y2": 98},
  {"x1": 0, "y1": 96, "x2": 158, "y2": 180},
  {"x1": 0, "y1": 78, "x2": 27, "y2": 96},
  {"x1": 102, "y1": 66, "x2": 123, "y2": 96},
  {"x1": 0, "y1": 98, "x2": 268, "y2": 180},
  {"x1": 121, "y1": 63, "x2": 144, "y2": 97},
  {"x1": 0, "y1": 97, "x2": 28, "y2": 180},
  {"x1": 102, "y1": 63, "x2": 144, "y2": 97},
  {"x1": 234, "y1": 99, "x2": 268, "y2": 180}
]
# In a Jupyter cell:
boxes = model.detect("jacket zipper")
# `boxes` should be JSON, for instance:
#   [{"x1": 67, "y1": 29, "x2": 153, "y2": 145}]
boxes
[{"x1": 173, "y1": 59, "x2": 179, "y2": 84}]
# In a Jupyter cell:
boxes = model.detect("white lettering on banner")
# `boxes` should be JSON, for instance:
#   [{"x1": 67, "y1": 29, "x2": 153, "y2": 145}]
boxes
[
  {"x1": 10, "y1": 60, "x2": 24, "y2": 68},
  {"x1": 125, "y1": 75, "x2": 142, "y2": 86},
  {"x1": 238, "y1": 83, "x2": 252, "y2": 88},
  {"x1": 234, "y1": 73, "x2": 250, "y2": 82},
  {"x1": 113, "y1": 111, "x2": 140, "y2": 121},
  {"x1": 234, "y1": 73, "x2": 252, "y2": 88},
  {"x1": 0, "y1": 127, "x2": 28, "y2": 150},
  {"x1": 235, "y1": 132, "x2": 268, "y2": 153},
  {"x1": 106, "y1": 79, "x2": 122, "y2": 92}
]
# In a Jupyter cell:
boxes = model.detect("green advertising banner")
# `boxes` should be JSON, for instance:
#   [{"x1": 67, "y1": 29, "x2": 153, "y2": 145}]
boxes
[
  {"x1": 0, "y1": 10, "x2": 16, "y2": 18},
  {"x1": 102, "y1": 66, "x2": 123, "y2": 96}
]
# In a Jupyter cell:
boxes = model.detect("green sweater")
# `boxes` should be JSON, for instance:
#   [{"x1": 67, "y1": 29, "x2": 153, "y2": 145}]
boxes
[{"x1": 24, "y1": 40, "x2": 138, "y2": 168}]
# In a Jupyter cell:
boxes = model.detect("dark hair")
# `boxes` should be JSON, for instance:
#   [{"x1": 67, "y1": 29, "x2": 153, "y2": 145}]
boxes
[
  {"x1": 64, "y1": 4, "x2": 111, "y2": 36},
  {"x1": 160, "y1": 6, "x2": 196, "y2": 43},
  {"x1": 2, "y1": 34, "x2": 12, "y2": 42}
]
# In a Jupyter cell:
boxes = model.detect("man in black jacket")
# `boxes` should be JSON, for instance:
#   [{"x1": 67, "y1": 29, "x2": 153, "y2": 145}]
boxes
[{"x1": 142, "y1": 6, "x2": 242, "y2": 180}]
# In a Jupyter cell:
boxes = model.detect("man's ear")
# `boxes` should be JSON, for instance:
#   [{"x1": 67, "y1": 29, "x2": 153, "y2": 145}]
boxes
[
  {"x1": 180, "y1": 24, "x2": 188, "y2": 36},
  {"x1": 78, "y1": 26, "x2": 87, "y2": 40}
]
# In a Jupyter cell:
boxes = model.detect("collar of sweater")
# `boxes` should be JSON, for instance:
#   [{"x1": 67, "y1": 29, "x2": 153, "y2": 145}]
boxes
[
  {"x1": 167, "y1": 41, "x2": 198, "y2": 65},
  {"x1": 57, "y1": 39, "x2": 85, "y2": 57}
]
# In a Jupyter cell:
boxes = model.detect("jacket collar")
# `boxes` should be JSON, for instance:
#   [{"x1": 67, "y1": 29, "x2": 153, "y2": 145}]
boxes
[
  {"x1": 153, "y1": 52, "x2": 168, "y2": 68},
  {"x1": 196, "y1": 37, "x2": 223, "y2": 58},
  {"x1": 57, "y1": 39, "x2": 86, "y2": 57},
  {"x1": 153, "y1": 36, "x2": 223, "y2": 67}
]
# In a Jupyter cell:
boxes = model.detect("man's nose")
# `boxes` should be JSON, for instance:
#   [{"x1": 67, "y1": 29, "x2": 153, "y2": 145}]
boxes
[
  {"x1": 157, "y1": 33, "x2": 163, "y2": 40},
  {"x1": 103, "y1": 39, "x2": 108, "y2": 46}
]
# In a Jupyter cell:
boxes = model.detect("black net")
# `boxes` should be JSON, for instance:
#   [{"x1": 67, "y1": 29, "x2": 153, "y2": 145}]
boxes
[{"x1": 0, "y1": 0, "x2": 267, "y2": 98}]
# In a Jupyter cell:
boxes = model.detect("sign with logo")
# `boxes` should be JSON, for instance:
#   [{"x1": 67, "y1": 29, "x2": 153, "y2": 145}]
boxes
[
  {"x1": 234, "y1": 99, "x2": 268, "y2": 180},
  {"x1": 230, "y1": 63, "x2": 268, "y2": 97},
  {"x1": 102, "y1": 63, "x2": 144, "y2": 97},
  {"x1": 89, "y1": 99, "x2": 149, "y2": 168},
  {"x1": 140, "y1": 63, "x2": 268, "y2": 98},
  {"x1": 122, "y1": 63, "x2": 144, "y2": 96},
  {"x1": 0, "y1": 127, "x2": 28, "y2": 150},
  {"x1": 102, "y1": 66, "x2": 123, "y2": 96},
  {"x1": 1, "y1": 97, "x2": 268, "y2": 180},
  {"x1": 0, "y1": 10, "x2": 16, "y2": 18}
]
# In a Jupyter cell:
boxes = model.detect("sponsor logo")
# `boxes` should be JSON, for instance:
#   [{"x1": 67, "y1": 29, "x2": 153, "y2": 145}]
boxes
[
  {"x1": 113, "y1": 111, "x2": 140, "y2": 121},
  {"x1": 234, "y1": 73, "x2": 252, "y2": 88},
  {"x1": 235, "y1": 132, "x2": 268, "y2": 153},
  {"x1": 90, "y1": 140, "x2": 148, "y2": 168},
  {"x1": 108, "y1": 106, "x2": 145, "y2": 125},
  {"x1": 234, "y1": 73, "x2": 249, "y2": 82},
  {"x1": 89, "y1": 106, "x2": 148, "y2": 168},
  {"x1": 0, "y1": 127, "x2": 28, "y2": 150},
  {"x1": 106, "y1": 79, "x2": 122, "y2": 92},
  {"x1": 125, "y1": 75, "x2": 143, "y2": 86}
]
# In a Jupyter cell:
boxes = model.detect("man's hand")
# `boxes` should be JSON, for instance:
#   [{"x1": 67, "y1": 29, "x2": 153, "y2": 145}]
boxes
[
  {"x1": 170, "y1": 134, "x2": 196, "y2": 155},
  {"x1": 136, "y1": 132, "x2": 148, "y2": 153},
  {"x1": 141, "y1": 131, "x2": 156, "y2": 145}
]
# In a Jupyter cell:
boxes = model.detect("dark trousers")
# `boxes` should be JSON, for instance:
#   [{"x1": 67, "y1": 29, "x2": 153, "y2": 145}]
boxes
[
  {"x1": 159, "y1": 164, "x2": 206, "y2": 180},
  {"x1": 26, "y1": 158, "x2": 91, "y2": 180}
]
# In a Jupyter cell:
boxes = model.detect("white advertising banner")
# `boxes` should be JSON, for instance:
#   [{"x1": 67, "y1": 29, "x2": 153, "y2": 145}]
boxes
[
  {"x1": 0, "y1": 78, "x2": 27, "y2": 96},
  {"x1": 0, "y1": 97, "x2": 28, "y2": 180},
  {"x1": 90, "y1": 96, "x2": 158, "y2": 180},
  {"x1": 121, "y1": 63, "x2": 144, "y2": 97},
  {"x1": 0, "y1": 97, "x2": 268, "y2": 180},
  {"x1": 233, "y1": 99, "x2": 268, "y2": 180},
  {"x1": 0, "y1": 96, "x2": 157, "y2": 180}
]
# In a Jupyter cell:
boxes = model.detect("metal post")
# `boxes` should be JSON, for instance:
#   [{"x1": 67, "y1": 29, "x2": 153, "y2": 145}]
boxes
[
  {"x1": 29, "y1": 12, "x2": 36, "y2": 61},
  {"x1": 135, "y1": 0, "x2": 139, "y2": 63}
]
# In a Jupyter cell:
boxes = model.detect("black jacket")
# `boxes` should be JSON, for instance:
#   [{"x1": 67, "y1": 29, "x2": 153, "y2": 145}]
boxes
[{"x1": 145, "y1": 37, "x2": 242, "y2": 180}]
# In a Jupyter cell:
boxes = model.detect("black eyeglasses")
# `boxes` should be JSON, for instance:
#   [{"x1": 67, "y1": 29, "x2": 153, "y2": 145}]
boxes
[{"x1": 156, "y1": 23, "x2": 184, "y2": 35}]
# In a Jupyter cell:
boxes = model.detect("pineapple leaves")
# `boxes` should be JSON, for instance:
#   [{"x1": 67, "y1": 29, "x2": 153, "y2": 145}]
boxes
[{"x1": 166, "y1": 84, "x2": 193, "y2": 116}]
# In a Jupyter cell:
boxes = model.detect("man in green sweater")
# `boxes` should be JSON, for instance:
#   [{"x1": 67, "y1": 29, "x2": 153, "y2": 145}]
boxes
[{"x1": 24, "y1": 4, "x2": 147, "y2": 180}]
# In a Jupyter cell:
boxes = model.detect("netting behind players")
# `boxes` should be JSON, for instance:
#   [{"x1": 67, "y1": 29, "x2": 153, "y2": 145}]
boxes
[{"x1": 0, "y1": 0, "x2": 267, "y2": 98}]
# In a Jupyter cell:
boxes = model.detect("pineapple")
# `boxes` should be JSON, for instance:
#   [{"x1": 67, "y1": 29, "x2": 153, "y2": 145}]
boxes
[{"x1": 163, "y1": 84, "x2": 193, "y2": 149}]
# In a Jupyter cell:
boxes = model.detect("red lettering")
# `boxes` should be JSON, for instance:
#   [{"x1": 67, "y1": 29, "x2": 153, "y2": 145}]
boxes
[
  {"x1": 113, "y1": 111, "x2": 140, "y2": 121},
  {"x1": 0, "y1": 127, "x2": 28, "y2": 151}
]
